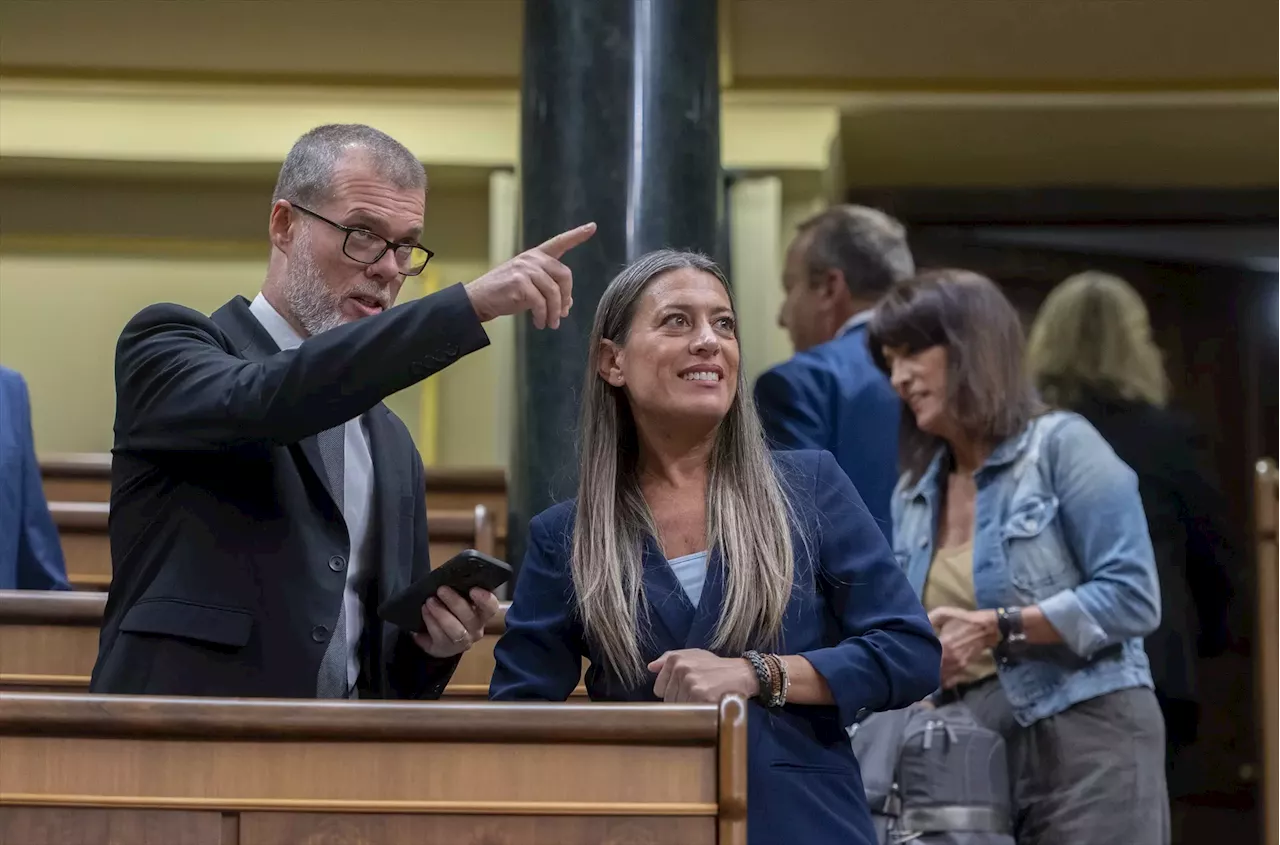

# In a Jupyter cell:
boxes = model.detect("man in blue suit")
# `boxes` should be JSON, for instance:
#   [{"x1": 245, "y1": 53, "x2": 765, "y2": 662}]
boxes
[
  {"x1": 0, "y1": 366, "x2": 70, "y2": 590},
  {"x1": 754, "y1": 205, "x2": 915, "y2": 541}
]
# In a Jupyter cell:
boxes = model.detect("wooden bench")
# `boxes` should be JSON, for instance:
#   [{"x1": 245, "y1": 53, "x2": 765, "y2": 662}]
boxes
[
  {"x1": 0, "y1": 591, "x2": 580, "y2": 698},
  {"x1": 1256, "y1": 458, "x2": 1278, "y2": 845},
  {"x1": 50, "y1": 502, "x2": 497, "y2": 593},
  {"x1": 39, "y1": 453, "x2": 112, "y2": 503},
  {"x1": 47, "y1": 502, "x2": 111, "y2": 591},
  {"x1": 40, "y1": 454, "x2": 509, "y2": 556},
  {"x1": 42, "y1": 455, "x2": 509, "y2": 560},
  {"x1": 0, "y1": 692, "x2": 748, "y2": 845}
]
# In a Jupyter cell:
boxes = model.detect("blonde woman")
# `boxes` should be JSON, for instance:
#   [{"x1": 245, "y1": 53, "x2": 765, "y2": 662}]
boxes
[
  {"x1": 1028, "y1": 271, "x2": 1235, "y2": 773},
  {"x1": 491, "y1": 250, "x2": 941, "y2": 845}
]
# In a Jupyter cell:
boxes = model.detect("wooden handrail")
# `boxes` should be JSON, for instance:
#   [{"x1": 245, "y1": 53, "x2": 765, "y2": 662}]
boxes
[
  {"x1": 1256, "y1": 458, "x2": 1278, "y2": 845},
  {"x1": 47, "y1": 502, "x2": 493, "y2": 545},
  {"x1": 41, "y1": 453, "x2": 507, "y2": 493},
  {"x1": 0, "y1": 693, "x2": 716, "y2": 744},
  {"x1": 423, "y1": 466, "x2": 507, "y2": 492},
  {"x1": 39, "y1": 452, "x2": 112, "y2": 478},
  {"x1": 0, "y1": 590, "x2": 514, "y2": 635},
  {"x1": 0, "y1": 590, "x2": 106, "y2": 624},
  {"x1": 717, "y1": 694, "x2": 749, "y2": 845},
  {"x1": 48, "y1": 501, "x2": 108, "y2": 530},
  {"x1": 429, "y1": 507, "x2": 495, "y2": 546}
]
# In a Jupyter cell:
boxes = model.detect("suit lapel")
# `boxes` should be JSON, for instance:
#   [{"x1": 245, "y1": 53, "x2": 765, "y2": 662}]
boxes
[
  {"x1": 685, "y1": 547, "x2": 725, "y2": 651},
  {"x1": 640, "y1": 535, "x2": 694, "y2": 653},
  {"x1": 210, "y1": 297, "x2": 338, "y2": 516}
]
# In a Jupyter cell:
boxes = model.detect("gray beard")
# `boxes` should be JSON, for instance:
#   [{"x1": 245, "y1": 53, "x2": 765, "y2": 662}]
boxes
[{"x1": 280, "y1": 237, "x2": 346, "y2": 337}]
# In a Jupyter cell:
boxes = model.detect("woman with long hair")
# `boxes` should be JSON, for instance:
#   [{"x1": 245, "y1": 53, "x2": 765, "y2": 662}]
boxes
[
  {"x1": 1027, "y1": 271, "x2": 1235, "y2": 777},
  {"x1": 491, "y1": 250, "x2": 941, "y2": 845},
  {"x1": 868, "y1": 269, "x2": 1168, "y2": 844}
]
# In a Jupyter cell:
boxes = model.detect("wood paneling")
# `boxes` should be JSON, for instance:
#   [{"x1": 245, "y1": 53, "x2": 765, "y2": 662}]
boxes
[
  {"x1": 0, "y1": 807, "x2": 223, "y2": 845},
  {"x1": 0, "y1": 693, "x2": 743, "y2": 845},
  {"x1": 0, "y1": 693, "x2": 713, "y2": 743},
  {"x1": 1256, "y1": 459, "x2": 1278, "y2": 845},
  {"x1": 240, "y1": 812, "x2": 712, "y2": 845},
  {"x1": 47, "y1": 499, "x2": 497, "y2": 592},
  {"x1": 40, "y1": 452, "x2": 111, "y2": 501},
  {"x1": 1, "y1": 737, "x2": 714, "y2": 807},
  {"x1": 0, "y1": 591, "x2": 585, "y2": 698},
  {"x1": 41, "y1": 453, "x2": 509, "y2": 557}
]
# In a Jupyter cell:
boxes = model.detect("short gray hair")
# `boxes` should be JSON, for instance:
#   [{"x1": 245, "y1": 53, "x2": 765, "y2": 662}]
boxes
[
  {"x1": 797, "y1": 204, "x2": 914, "y2": 299},
  {"x1": 272, "y1": 124, "x2": 426, "y2": 206}
]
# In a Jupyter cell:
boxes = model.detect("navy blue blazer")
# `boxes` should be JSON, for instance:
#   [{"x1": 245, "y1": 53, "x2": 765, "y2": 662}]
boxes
[
  {"x1": 0, "y1": 366, "x2": 69, "y2": 591},
  {"x1": 491, "y1": 449, "x2": 940, "y2": 845},
  {"x1": 754, "y1": 324, "x2": 900, "y2": 542}
]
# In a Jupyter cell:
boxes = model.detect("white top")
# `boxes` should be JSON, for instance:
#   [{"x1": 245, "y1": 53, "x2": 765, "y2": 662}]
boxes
[
  {"x1": 250, "y1": 293, "x2": 374, "y2": 690},
  {"x1": 667, "y1": 550, "x2": 709, "y2": 608}
]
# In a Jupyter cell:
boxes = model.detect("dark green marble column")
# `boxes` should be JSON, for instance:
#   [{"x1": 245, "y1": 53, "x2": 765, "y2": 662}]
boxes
[{"x1": 509, "y1": 0, "x2": 722, "y2": 573}]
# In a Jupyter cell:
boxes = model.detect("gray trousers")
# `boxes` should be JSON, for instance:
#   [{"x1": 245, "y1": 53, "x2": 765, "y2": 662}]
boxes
[{"x1": 959, "y1": 680, "x2": 1170, "y2": 845}]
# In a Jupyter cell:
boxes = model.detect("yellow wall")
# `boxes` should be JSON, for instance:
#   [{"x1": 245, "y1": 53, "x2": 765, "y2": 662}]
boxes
[
  {"x1": 0, "y1": 169, "x2": 831, "y2": 464},
  {"x1": 0, "y1": 253, "x2": 263, "y2": 453},
  {"x1": 0, "y1": 177, "x2": 495, "y2": 463}
]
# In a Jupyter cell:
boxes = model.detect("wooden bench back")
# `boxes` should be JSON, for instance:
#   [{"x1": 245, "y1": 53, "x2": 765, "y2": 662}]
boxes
[
  {"x1": 0, "y1": 591, "x2": 582, "y2": 699},
  {"x1": 0, "y1": 692, "x2": 747, "y2": 845},
  {"x1": 50, "y1": 502, "x2": 496, "y2": 592},
  {"x1": 41, "y1": 454, "x2": 509, "y2": 555}
]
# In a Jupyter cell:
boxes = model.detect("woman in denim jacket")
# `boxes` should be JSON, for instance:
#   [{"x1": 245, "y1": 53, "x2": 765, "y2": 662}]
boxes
[{"x1": 868, "y1": 269, "x2": 1168, "y2": 845}]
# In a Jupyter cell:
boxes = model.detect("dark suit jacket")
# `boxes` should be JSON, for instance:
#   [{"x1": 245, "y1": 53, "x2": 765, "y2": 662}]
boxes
[
  {"x1": 754, "y1": 325, "x2": 900, "y2": 542},
  {"x1": 1072, "y1": 395, "x2": 1236, "y2": 743},
  {"x1": 91, "y1": 283, "x2": 489, "y2": 699},
  {"x1": 0, "y1": 366, "x2": 70, "y2": 591},
  {"x1": 490, "y1": 449, "x2": 941, "y2": 845}
]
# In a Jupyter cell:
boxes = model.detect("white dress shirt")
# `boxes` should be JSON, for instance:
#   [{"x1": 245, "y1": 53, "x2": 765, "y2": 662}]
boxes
[
  {"x1": 249, "y1": 294, "x2": 374, "y2": 690},
  {"x1": 837, "y1": 308, "x2": 874, "y2": 338}
]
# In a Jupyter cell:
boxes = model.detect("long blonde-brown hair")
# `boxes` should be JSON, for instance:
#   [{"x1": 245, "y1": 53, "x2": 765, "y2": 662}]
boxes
[
  {"x1": 1027, "y1": 271, "x2": 1169, "y2": 409},
  {"x1": 573, "y1": 250, "x2": 797, "y2": 686}
]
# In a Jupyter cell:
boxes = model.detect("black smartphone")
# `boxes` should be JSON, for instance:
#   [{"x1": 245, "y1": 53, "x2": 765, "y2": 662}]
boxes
[{"x1": 377, "y1": 549, "x2": 512, "y2": 633}]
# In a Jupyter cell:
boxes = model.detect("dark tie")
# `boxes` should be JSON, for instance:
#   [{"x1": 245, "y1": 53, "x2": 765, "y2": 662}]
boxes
[{"x1": 316, "y1": 423, "x2": 350, "y2": 699}]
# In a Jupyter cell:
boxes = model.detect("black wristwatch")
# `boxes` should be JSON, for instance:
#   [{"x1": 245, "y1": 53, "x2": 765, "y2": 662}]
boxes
[{"x1": 995, "y1": 606, "x2": 1026, "y2": 664}]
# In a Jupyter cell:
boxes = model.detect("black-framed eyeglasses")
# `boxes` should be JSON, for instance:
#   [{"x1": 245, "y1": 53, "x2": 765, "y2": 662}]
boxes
[{"x1": 290, "y1": 203, "x2": 434, "y2": 276}]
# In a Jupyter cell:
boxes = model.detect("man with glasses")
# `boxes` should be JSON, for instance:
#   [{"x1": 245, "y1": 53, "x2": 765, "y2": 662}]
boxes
[{"x1": 92, "y1": 123, "x2": 595, "y2": 700}]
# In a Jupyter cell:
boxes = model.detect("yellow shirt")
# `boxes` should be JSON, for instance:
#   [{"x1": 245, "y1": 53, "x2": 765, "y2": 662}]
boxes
[{"x1": 921, "y1": 541, "x2": 997, "y2": 686}]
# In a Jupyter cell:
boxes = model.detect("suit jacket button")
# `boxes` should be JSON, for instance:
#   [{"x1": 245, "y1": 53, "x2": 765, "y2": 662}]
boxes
[
  {"x1": 312, "y1": 625, "x2": 329, "y2": 643},
  {"x1": 329, "y1": 555, "x2": 346, "y2": 572}
]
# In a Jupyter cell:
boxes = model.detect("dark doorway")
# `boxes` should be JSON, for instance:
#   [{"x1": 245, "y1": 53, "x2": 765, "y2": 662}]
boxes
[{"x1": 851, "y1": 187, "x2": 1277, "y2": 845}]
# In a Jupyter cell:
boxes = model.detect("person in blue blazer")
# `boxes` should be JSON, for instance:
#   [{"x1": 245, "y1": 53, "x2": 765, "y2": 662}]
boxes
[
  {"x1": 0, "y1": 366, "x2": 70, "y2": 591},
  {"x1": 490, "y1": 250, "x2": 941, "y2": 845},
  {"x1": 754, "y1": 205, "x2": 915, "y2": 542}
]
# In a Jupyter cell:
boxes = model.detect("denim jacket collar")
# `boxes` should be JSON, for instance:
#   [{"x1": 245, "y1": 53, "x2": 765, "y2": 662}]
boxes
[{"x1": 902, "y1": 421, "x2": 1039, "y2": 502}]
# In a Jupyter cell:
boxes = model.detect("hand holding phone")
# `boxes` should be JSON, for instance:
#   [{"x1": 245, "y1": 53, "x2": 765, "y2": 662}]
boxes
[{"x1": 377, "y1": 549, "x2": 512, "y2": 635}]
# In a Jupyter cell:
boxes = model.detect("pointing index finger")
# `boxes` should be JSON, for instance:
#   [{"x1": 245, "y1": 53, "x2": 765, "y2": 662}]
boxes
[{"x1": 537, "y1": 222, "x2": 597, "y2": 259}]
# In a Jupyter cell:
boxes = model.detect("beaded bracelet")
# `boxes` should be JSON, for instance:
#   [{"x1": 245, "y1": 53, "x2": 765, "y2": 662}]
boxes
[
  {"x1": 744, "y1": 650, "x2": 790, "y2": 708},
  {"x1": 744, "y1": 650, "x2": 773, "y2": 701},
  {"x1": 763, "y1": 653, "x2": 789, "y2": 707}
]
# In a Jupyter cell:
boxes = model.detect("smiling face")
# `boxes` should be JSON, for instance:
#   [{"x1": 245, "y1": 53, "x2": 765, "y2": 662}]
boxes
[
  {"x1": 598, "y1": 267, "x2": 740, "y2": 432},
  {"x1": 270, "y1": 150, "x2": 425, "y2": 336},
  {"x1": 881, "y1": 343, "x2": 951, "y2": 438}
]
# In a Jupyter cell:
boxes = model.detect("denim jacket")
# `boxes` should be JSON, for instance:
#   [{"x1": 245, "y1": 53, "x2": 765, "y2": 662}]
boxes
[{"x1": 891, "y1": 410, "x2": 1160, "y2": 726}]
